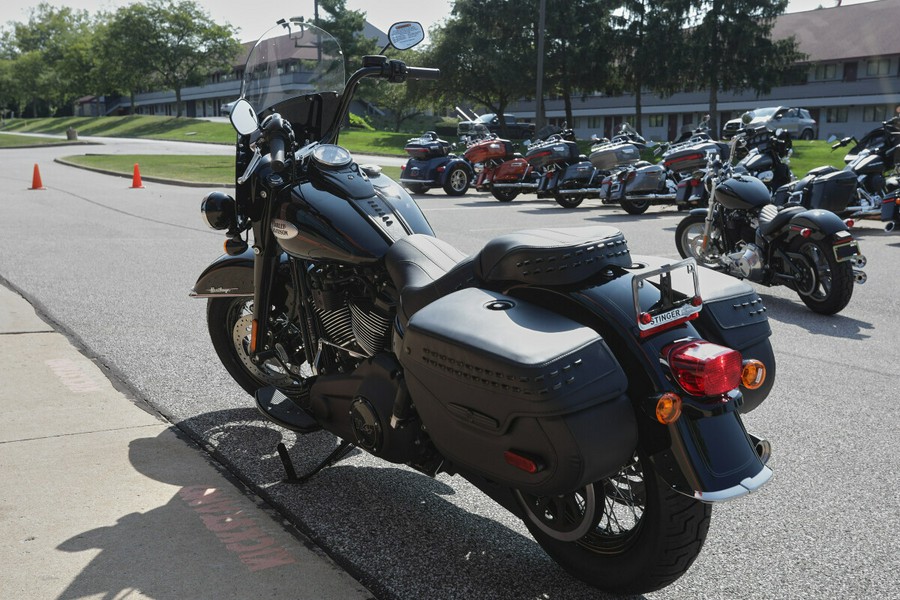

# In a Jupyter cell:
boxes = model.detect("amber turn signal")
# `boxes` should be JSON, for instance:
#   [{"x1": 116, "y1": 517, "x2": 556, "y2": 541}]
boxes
[
  {"x1": 655, "y1": 393, "x2": 682, "y2": 425},
  {"x1": 741, "y1": 359, "x2": 766, "y2": 390}
]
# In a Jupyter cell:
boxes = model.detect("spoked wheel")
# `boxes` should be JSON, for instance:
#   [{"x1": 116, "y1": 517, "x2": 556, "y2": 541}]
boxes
[
  {"x1": 491, "y1": 187, "x2": 519, "y2": 202},
  {"x1": 788, "y1": 237, "x2": 854, "y2": 314},
  {"x1": 675, "y1": 213, "x2": 724, "y2": 268},
  {"x1": 515, "y1": 453, "x2": 711, "y2": 595},
  {"x1": 207, "y1": 297, "x2": 308, "y2": 396},
  {"x1": 443, "y1": 165, "x2": 471, "y2": 196},
  {"x1": 554, "y1": 193, "x2": 584, "y2": 208},
  {"x1": 619, "y1": 196, "x2": 651, "y2": 215}
]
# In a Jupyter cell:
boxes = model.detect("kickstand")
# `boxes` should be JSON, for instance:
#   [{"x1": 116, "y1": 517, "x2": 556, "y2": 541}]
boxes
[{"x1": 276, "y1": 440, "x2": 355, "y2": 484}]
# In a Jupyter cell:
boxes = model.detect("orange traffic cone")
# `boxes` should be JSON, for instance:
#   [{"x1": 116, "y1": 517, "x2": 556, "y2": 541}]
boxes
[
  {"x1": 131, "y1": 163, "x2": 144, "y2": 188},
  {"x1": 30, "y1": 164, "x2": 45, "y2": 190}
]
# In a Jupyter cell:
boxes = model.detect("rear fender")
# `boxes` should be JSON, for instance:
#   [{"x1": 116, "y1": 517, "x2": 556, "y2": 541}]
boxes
[
  {"x1": 438, "y1": 157, "x2": 473, "y2": 184},
  {"x1": 510, "y1": 257, "x2": 773, "y2": 500},
  {"x1": 788, "y1": 208, "x2": 850, "y2": 240}
]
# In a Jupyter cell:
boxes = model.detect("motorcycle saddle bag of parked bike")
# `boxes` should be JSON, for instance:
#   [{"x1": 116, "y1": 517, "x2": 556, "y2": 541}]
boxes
[
  {"x1": 400, "y1": 287, "x2": 637, "y2": 497},
  {"x1": 589, "y1": 142, "x2": 641, "y2": 170}
]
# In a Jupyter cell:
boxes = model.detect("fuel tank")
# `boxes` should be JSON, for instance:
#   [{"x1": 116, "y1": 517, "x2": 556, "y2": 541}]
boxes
[
  {"x1": 273, "y1": 165, "x2": 434, "y2": 263},
  {"x1": 714, "y1": 174, "x2": 772, "y2": 210}
]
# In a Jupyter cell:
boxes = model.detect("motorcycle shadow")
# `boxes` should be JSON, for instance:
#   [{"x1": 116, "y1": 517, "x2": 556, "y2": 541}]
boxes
[
  {"x1": 171, "y1": 408, "x2": 633, "y2": 600},
  {"x1": 757, "y1": 292, "x2": 874, "y2": 341}
]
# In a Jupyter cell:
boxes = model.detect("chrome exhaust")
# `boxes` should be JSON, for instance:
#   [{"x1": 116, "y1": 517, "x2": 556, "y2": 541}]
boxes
[
  {"x1": 886, "y1": 221, "x2": 897, "y2": 233},
  {"x1": 748, "y1": 433, "x2": 771, "y2": 465},
  {"x1": 850, "y1": 255, "x2": 867, "y2": 269},
  {"x1": 853, "y1": 269, "x2": 867, "y2": 284}
]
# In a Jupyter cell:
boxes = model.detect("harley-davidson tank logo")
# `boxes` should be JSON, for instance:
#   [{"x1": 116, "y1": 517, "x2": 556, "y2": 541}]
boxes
[
  {"x1": 207, "y1": 287, "x2": 237, "y2": 294},
  {"x1": 271, "y1": 219, "x2": 299, "y2": 239}
]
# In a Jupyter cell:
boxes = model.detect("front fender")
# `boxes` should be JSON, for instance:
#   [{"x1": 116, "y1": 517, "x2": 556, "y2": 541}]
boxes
[{"x1": 190, "y1": 248, "x2": 255, "y2": 298}]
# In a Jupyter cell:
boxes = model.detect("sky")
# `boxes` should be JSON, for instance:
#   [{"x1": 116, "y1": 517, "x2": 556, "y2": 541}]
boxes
[{"x1": 1, "y1": 0, "x2": 881, "y2": 42}]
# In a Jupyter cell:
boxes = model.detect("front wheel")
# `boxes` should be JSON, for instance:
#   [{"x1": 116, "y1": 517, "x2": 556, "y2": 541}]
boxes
[
  {"x1": 443, "y1": 164, "x2": 471, "y2": 196},
  {"x1": 788, "y1": 237, "x2": 854, "y2": 314},
  {"x1": 675, "y1": 213, "x2": 725, "y2": 268},
  {"x1": 207, "y1": 297, "x2": 306, "y2": 395},
  {"x1": 619, "y1": 196, "x2": 651, "y2": 215},
  {"x1": 516, "y1": 453, "x2": 711, "y2": 595}
]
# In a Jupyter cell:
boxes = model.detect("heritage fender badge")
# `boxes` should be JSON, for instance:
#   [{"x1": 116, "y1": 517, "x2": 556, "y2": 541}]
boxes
[{"x1": 271, "y1": 218, "x2": 299, "y2": 239}]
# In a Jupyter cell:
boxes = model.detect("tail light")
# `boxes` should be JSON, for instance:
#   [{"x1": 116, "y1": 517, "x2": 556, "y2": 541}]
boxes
[{"x1": 665, "y1": 340, "x2": 742, "y2": 397}]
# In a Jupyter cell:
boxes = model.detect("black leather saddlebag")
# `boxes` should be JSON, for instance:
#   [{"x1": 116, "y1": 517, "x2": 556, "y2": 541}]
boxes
[{"x1": 400, "y1": 287, "x2": 636, "y2": 496}]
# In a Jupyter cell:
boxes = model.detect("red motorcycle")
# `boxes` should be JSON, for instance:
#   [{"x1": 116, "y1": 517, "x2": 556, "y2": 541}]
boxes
[{"x1": 463, "y1": 135, "x2": 523, "y2": 201}]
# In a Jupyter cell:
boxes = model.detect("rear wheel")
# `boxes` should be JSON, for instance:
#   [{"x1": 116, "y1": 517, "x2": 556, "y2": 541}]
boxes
[
  {"x1": 516, "y1": 453, "x2": 711, "y2": 595},
  {"x1": 619, "y1": 196, "x2": 651, "y2": 215},
  {"x1": 788, "y1": 237, "x2": 854, "y2": 314},
  {"x1": 405, "y1": 183, "x2": 429, "y2": 195},
  {"x1": 443, "y1": 165, "x2": 471, "y2": 196},
  {"x1": 800, "y1": 129, "x2": 814, "y2": 141},
  {"x1": 491, "y1": 187, "x2": 519, "y2": 202},
  {"x1": 554, "y1": 193, "x2": 584, "y2": 208}
]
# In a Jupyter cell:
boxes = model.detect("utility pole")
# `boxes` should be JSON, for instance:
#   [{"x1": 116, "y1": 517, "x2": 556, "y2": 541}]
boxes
[{"x1": 535, "y1": 0, "x2": 546, "y2": 133}]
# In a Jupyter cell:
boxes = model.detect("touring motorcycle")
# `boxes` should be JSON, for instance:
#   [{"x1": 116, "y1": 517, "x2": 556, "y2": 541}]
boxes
[
  {"x1": 192, "y1": 18, "x2": 778, "y2": 595},
  {"x1": 675, "y1": 124, "x2": 866, "y2": 315},
  {"x1": 399, "y1": 130, "x2": 473, "y2": 195}
]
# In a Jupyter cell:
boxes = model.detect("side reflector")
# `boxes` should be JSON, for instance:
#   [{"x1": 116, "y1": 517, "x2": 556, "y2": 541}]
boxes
[
  {"x1": 504, "y1": 450, "x2": 542, "y2": 474},
  {"x1": 656, "y1": 393, "x2": 682, "y2": 424},
  {"x1": 666, "y1": 340, "x2": 742, "y2": 397},
  {"x1": 250, "y1": 319, "x2": 259, "y2": 354},
  {"x1": 741, "y1": 359, "x2": 766, "y2": 390}
]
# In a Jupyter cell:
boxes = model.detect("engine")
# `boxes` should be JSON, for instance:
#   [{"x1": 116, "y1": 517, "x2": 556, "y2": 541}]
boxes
[
  {"x1": 724, "y1": 242, "x2": 765, "y2": 281},
  {"x1": 308, "y1": 265, "x2": 394, "y2": 359}
]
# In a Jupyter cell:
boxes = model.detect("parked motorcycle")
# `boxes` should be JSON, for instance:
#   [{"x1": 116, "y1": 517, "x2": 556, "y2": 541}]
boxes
[
  {"x1": 733, "y1": 125, "x2": 795, "y2": 192},
  {"x1": 400, "y1": 130, "x2": 473, "y2": 195},
  {"x1": 462, "y1": 133, "x2": 521, "y2": 201},
  {"x1": 675, "y1": 127, "x2": 867, "y2": 315},
  {"x1": 881, "y1": 188, "x2": 900, "y2": 231},
  {"x1": 610, "y1": 117, "x2": 727, "y2": 214},
  {"x1": 484, "y1": 126, "x2": 570, "y2": 202},
  {"x1": 192, "y1": 18, "x2": 778, "y2": 595}
]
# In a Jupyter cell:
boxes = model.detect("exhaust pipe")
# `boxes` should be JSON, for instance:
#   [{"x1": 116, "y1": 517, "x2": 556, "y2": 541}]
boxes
[
  {"x1": 850, "y1": 255, "x2": 867, "y2": 269},
  {"x1": 853, "y1": 269, "x2": 867, "y2": 284},
  {"x1": 748, "y1": 433, "x2": 771, "y2": 465},
  {"x1": 886, "y1": 221, "x2": 897, "y2": 232}
]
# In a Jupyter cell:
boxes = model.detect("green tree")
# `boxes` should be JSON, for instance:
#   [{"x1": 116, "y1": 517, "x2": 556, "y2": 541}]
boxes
[
  {"x1": 106, "y1": 0, "x2": 242, "y2": 117},
  {"x1": 425, "y1": 0, "x2": 536, "y2": 137},
  {"x1": 613, "y1": 0, "x2": 693, "y2": 134},
  {"x1": 686, "y1": 0, "x2": 805, "y2": 134},
  {"x1": 542, "y1": 0, "x2": 619, "y2": 130},
  {"x1": 4, "y1": 3, "x2": 96, "y2": 116},
  {"x1": 313, "y1": 0, "x2": 379, "y2": 73},
  {"x1": 92, "y1": 7, "x2": 160, "y2": 114}
]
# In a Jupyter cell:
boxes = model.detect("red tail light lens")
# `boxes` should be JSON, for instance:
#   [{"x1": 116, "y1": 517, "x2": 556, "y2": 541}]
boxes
[{"x1": 665, "y1": 341, "x2": 742, "y2": 397}]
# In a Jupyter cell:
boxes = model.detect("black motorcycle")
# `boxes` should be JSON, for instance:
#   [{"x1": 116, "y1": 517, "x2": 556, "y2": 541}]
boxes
[
  {"x1": 733, "y1": 125, "x2": 795, "y2": 192},
  {"x1": 778, "y1": 110, "x2": 900, "y2": 219},
  {"x1": 192, "y1": 18, "x2": 778, "y2": 595},
  {"x1": 675, "y1": 131, "x2": 867, "y2": 315}
]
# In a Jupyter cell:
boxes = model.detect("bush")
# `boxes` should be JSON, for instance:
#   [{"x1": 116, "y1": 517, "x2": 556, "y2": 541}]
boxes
[{"x1": 349, "y1": 113, "x2": 374, "y2": 130}]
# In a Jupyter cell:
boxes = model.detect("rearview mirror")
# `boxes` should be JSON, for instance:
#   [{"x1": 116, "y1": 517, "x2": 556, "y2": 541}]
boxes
[
  {"x1": 388, "y1": 22, "x2": 425, "y2": 50},
  {"x1": 229, "y1": 99, "x2": 259, "y2": 136}
]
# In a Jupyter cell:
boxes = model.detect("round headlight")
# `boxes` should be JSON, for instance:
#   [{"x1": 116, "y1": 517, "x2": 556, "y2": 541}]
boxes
[
  {"x1": 311, "y1": 144, "x2": 353, "y2": 168},
  {"x1": 201, "y1": 191, "x2": 237, "y2": 230}
]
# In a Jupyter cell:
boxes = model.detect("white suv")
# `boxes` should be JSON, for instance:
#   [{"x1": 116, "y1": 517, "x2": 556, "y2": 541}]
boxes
[{"x1": 722, "y1": 106, "x2": 817, "y2": 140}]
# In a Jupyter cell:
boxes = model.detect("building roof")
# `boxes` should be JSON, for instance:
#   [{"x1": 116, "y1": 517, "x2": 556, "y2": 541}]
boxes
[{"x1": 773, "y1": 0, "x2": 900, "y2": 62}]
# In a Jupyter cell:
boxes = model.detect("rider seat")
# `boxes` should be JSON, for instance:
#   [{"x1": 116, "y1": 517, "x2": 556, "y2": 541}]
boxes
[
  {"x1": 757, "y1": 204, "x2": 806, "y2": 238},
  {"x1": 386, "y1": 226, "x2": 632, "y2": 326}
]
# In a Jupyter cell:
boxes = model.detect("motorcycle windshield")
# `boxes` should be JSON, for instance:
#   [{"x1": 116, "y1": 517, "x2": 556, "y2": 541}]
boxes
[{"x1": 240, "y1": 19, "x2": 345, "y2": 114}]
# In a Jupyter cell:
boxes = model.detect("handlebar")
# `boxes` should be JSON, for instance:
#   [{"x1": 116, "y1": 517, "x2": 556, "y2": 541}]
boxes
[{"x1": 406, "y1": 66, "x2": 441, "y2": 80}]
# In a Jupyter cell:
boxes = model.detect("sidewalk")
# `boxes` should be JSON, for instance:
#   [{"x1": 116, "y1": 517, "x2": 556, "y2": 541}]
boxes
[{"x1": 0, "y1": 283, "x2": 374, "y2": 599}]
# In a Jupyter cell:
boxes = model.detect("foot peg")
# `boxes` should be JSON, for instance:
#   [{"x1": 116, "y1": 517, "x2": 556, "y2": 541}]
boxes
[{"x1": 255, "y1": 386, "x2": 320, "y2": 433}]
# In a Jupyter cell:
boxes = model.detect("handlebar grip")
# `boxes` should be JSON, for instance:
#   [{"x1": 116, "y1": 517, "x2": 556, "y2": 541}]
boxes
[
  {"x1": 270, "y1": 136, "x2": 286, "y2": 172},
  {"x1": 406, "y1": 67, "x2": 441, "y2": 80}
]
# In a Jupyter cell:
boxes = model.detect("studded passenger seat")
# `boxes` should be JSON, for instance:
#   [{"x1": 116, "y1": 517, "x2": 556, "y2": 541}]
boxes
[{"x1": 385, "y1": 226, "x2": 632, "y2": 326}]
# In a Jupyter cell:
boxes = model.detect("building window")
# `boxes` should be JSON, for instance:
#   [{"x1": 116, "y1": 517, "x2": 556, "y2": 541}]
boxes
[
  {"x1": 866, "y1": 58, "x2": 891, "y2": 77},
  {"x1": 863, "y1": 105, "x2": 888, "y2": 122},
  {"x1": 647, "y1": 114, "x2": 664, "y2": 127},
  {"x1": 813, "y1": 63, "x2": 837, "y2": 80},
  {"x1": 826, "y1": 107, "x2": 848, "y2": 123},
  {"x1": 586, "y1": 116, "x2": 603, "y2": 129}
]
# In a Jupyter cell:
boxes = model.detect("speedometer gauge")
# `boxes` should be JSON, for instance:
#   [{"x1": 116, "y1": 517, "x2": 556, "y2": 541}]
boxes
[{"x1": 311, "y1": 144, "x2": 353, "y2": 167}]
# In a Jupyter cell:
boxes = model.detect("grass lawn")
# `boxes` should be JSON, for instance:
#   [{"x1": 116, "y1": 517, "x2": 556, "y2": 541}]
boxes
[{"x1": 0, "y1": 132, "x2": 84, "y2": 147}]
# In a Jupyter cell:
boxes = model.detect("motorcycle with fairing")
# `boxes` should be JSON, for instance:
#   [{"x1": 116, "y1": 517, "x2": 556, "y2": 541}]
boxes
[
  {"x1": 675, "y1": 126, "x2": 867, "y2": 315},
  {"x1": 192, "y1": 18, "x2": 779, "y2": 595}
]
